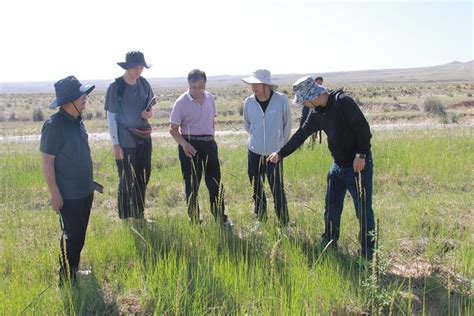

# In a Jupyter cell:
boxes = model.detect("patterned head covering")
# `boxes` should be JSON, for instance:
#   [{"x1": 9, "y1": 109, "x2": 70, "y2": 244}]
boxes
[{"x1": 292, "y1": 76, "x2": 327, "y2": 105}]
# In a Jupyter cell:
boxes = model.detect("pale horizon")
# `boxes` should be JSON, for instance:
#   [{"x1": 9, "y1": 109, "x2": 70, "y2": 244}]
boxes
[{"x1": 0, "y1": 0, "x2": 472, "y2": 83}]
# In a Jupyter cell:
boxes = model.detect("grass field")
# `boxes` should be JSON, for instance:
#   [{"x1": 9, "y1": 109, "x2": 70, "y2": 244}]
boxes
[{"x1": 0, "y1": 127, "x2": 472, "y2": 314}]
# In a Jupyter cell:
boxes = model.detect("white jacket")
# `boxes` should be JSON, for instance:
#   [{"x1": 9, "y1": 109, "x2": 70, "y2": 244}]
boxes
[{"x1": 243, "y1": 91, "x2": 292, "y2": 156}]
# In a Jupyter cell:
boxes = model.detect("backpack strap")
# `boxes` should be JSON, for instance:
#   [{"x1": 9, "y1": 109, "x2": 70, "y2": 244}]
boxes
[
  {"x1": 315, "y1": 89, "x2": 344, "y2": 144},
  {"x1": 115, "y1": 76, "x2": 126, "y2": 101},
  {"x1": 331, "y1": 89, "x2": 352, "y2": 128}
]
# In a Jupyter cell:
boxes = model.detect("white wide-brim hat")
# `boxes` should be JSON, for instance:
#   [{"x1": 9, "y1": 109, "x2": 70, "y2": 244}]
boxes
[{"x1": 242, "y1": 69, "x2": 278, "y2": 89}]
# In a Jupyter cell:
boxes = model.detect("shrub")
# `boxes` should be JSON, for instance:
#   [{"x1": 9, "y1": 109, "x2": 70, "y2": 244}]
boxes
[
  {"x1": 423, "y1": 96, "x2": 446, "y2": 116},
  {"x1": 32, "y1": 108, "x2": 44, "y2": 121},
  {"x1": 238, "y1": 104, "x2": 244, "y2": 116},
  {"x1": 441, "y1": 112, "x2": 459, "y2": 124}
]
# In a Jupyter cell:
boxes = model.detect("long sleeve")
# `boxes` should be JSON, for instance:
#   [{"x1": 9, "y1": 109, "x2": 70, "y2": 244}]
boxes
[
  {"x1": 282, "y1": 97, "x2": 292, "y2": 143},
  {"x1": 339, "y1": 97, "x2": 372, "y2": 154},
  {"x1": 107, "y1": 111, "x2": 119, "y2": 145},
  {"x1": 243, "y1": 100, "x2": 251, "y2": 134},
  {"x1": 279, "y1": 113, "x2": 319, "y2": 158}
]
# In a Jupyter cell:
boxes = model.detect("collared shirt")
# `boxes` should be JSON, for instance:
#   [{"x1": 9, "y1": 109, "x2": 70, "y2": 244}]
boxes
[
  {"x1": 170, "y1": 90, "x2": 216, "y2": 136},
  {"x1": 40, "y1": 108, "x2": 94, "y2": 199}
]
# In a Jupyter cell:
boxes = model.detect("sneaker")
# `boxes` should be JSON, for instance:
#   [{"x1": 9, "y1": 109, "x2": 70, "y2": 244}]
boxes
[
  {"x1": 252, "y1": 220, "x2": 262, "y2": 232},
  {"x1": 75, "y1": 269, "x2": 92, "y2": 277},
  {"x1": 222, "y1": 219, "x2": 234, "y2": 229}
]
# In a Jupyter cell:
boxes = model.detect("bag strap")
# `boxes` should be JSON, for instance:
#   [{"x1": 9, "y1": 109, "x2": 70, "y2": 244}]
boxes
[
  {"x1": 315, "y1": 89, "x2": 344, "y2": 144},
  {"x1": 115, "y1": 76, "x2": 126, "y2": 101}
]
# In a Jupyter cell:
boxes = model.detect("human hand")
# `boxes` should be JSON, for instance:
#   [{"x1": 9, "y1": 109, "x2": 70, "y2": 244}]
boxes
[
  {"x1": 113, "y1": 144, "x2": 123, "y2": 160},
  {"x1": 267, "y1": 152, "x2": 280, "y2": 163},
  {"x1": 50, "y1": 190, "x2": 63, "y2": 213},
  {"x1": 181, "y1": 142, "x2": 197, "y2": 157},
  {"x1": 142, "y1": 108, "x2": 153, "y2": 119},
  {"x1": 353, "y1": 157, "x2": 366, "y2": 173}
]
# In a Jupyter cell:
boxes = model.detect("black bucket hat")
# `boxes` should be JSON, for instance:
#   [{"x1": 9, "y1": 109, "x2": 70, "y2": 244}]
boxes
[
  {"x1": 117, "y1": 51, "x2": 152, "y2": 70},
  {"x1": 49, "y1": 76, "x2": 95, "y2": 109}
]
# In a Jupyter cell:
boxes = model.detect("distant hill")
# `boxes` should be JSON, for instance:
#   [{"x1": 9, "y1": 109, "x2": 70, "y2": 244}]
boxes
[{"x1": 1, "y1": 60, "x2": 472, "y2": 93}]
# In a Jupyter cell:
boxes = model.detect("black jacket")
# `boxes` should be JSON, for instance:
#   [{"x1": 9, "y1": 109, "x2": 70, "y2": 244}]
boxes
[{"x1": 279, "y1": 90, "x2": 371, "y2": 167}]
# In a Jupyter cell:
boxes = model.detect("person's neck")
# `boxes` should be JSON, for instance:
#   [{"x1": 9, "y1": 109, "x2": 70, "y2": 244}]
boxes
[
  {"x1": 256, "y1": 87, "x2": 272, "y2": 102},
  {"x1": 62, "y1": 104, "x2": 80, "y2": 118},
  {"x1": 190, "y1": 92, "x2": 204, "y2": 104},
  {"x1": 318, "y1": 94, "x2": 329, "y2": 108},
  {"x1": 123, "y1": 72, "x2": 138, "y2": 85}
]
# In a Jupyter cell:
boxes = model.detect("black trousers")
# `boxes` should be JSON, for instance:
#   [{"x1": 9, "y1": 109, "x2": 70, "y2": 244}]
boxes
[
  {"x1": 116, "y1": 138, "x2": 152, "y2": 219},
  {"x1": 248, "y1": 150, "x2": 289, "y2": 226},
  {"x1": 178, "y1": 139, "x2": 227, "y2": 223},
  {"x1": 59, "y1": 193, "x2": 93, "y2": 275}
]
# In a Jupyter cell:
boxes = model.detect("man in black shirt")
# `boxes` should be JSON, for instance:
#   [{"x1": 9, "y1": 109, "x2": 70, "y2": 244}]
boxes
[
  {"x1": 268, "y1": 76, "x2": 376, "y2": 260},
  {"x1": 40, "y1": 76, "x2": 95, "y2": 284}
]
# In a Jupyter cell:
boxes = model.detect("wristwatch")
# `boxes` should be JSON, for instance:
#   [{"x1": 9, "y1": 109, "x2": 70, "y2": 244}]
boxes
[{"x1": 355, "y1": 153, "x2": 366, "y2": 159}]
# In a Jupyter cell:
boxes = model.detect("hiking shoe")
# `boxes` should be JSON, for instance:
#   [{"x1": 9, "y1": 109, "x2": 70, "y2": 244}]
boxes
[
  {"x1": 222, "y1": 219, "x2": 234, "y2": 229},
  {"x1": 252, "y1": 220, "x2": 262, "y2": 232},
  {"x1": 75, "y1": 269, "x2": 92, "y2": 277}
]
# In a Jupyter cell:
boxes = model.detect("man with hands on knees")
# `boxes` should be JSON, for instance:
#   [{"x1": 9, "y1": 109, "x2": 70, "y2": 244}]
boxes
[
  {"x1": 105, "y1": 51, "x2": 155, "y2": 221},
  {"x1": 40, "y1": 76, "x2": 96, "y2": 284},
  {"x1": 268, "y1": 76, "x2": 376, "y2": 261}
]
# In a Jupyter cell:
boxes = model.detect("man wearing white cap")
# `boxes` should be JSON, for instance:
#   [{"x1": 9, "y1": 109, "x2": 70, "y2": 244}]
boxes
[
  {"x1": 242, "y1": 69, "x2": 292, "y2": 227},
  {"x1": 268, "y1": 76, "x2": 376, "y2": 260}
]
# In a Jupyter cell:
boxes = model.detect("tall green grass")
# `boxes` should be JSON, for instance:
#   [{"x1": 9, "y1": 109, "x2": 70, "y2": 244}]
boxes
[{"x1": 0, "y1": 128, "x2": 472, "y2": 314}]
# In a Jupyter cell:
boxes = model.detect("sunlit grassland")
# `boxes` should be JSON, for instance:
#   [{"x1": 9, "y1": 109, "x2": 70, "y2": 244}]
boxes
[
  {"x1": 0, "y1": 128, "x2": 472, "y2": 314},
  {"x1": 1, "y1": 81, "x2": 473, "y2": 136}
]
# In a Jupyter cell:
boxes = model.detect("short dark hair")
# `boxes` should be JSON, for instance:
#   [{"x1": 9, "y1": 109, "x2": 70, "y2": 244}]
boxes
[
  {"x1": 315, "y1": 76, "x2": 323, "y2": 81},
  {"x1": 187, "y1": 69, "x2": 207, "y2": 83}
]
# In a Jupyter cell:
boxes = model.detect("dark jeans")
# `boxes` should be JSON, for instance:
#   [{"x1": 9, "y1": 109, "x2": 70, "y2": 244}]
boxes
[
  {"x1": 115, "y1": 138, "x2": 152, "y2": 219},
  {"x1": 59, "y1": 193, "x2": 93, "y2": 276},
  {"x1": 178, "y1": 139, "x2": 227, "y2": 223},
  {"x1": 323, "y1": 155, "x2": 376, "y2": 258},
  {"x1": 248, "y1": 150, "x2": 289, "y2": 226}
]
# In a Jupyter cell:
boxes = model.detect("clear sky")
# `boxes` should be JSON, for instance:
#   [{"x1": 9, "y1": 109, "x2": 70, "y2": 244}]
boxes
[{"x1": 0, "y1": 0, "x2": 472, "y2": 82}]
